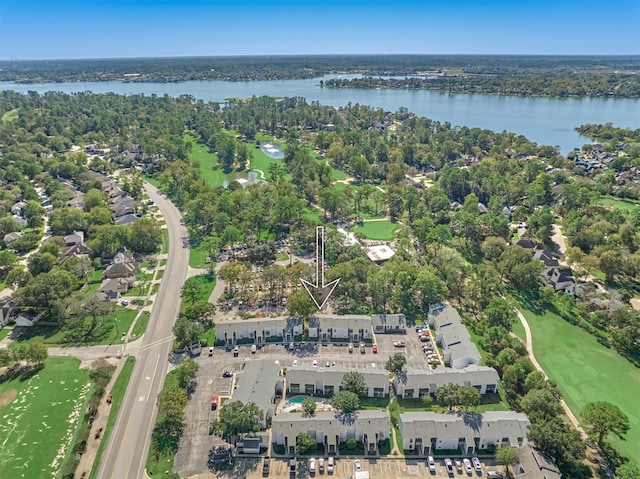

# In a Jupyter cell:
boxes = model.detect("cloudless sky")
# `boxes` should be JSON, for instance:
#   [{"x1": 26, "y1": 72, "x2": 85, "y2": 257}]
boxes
[{"x1": 1, "y1": 0, "x2": 639, "y2": 60}]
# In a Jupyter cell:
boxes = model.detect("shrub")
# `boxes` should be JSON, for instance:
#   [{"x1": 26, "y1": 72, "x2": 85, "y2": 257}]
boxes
[{"x1": 346, "y1": 438, "x2": 357, "y2": 450}]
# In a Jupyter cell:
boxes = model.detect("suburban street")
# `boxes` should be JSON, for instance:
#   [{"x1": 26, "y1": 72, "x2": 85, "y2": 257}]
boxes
[{"x1": 97, "y1": 183, "x2": 189, "y2": 479}]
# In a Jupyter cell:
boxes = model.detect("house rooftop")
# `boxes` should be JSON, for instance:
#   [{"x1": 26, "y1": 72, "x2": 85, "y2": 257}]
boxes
[{"x1": 232, "y1": 360, "x2": 281, "y2": 417}]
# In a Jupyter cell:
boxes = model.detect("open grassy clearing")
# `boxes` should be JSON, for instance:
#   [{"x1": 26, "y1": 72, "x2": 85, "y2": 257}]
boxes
[
  {"x1": 518, "y1": 303, "x2": 640, "y2": 463},
  {"x1": 88, "y1": 357, "x2": 136, "y2": 479},
  {"x1": 130, "y1": 311, "x2": 151, "y2": 340},
  {"x1": 15, "y1": 307, "x2": 138, "y2": 347},
  {"x1": 350, "y1": 220, "x2": 399, "y2": 240},
  {"x1": 0, "y1": 357, "x2": 92, "y2": 479},
  {"x1": 598, "y1": 196, "x2": 639, "y2": 212},
  {"x1": 249, "y1": 141, "x2": 284, "y2": 180},
  {"x1": 189, "y1": 243, "x2": 211, "y2": 269},
  {"x1": 184, "y1": 133, "x2": 225, "y2": 187},
  {"x1": 1, "y1": 108, "x2": 19, "y2": 124}
]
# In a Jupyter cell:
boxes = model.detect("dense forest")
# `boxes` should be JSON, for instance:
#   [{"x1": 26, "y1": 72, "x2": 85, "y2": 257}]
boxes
[
  {"x1": 1, "y1": 54, "x2": 638, "y2": 97},
  {"x1": 1, "y1": 89, "x2": 639, "y2": 475}
]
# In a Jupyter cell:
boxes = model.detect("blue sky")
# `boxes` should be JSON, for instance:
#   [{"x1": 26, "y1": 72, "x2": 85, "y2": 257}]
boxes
[{"x1": 1, "y1": 0, "x2": 638, "y2": 59}]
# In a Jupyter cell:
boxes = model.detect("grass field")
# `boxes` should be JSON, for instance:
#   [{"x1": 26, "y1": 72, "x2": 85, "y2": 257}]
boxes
[
  {"x1": 598, "y1": 196, "x2": 639, "y2": 212},
  {"x1": 0, "y1": 358, "x2": 92, "y2": 479},
  {"x1": 189, "y1": 243, "x2": 211, "y2": 268},
  {"x1": 130, "y1": 311, "x2": 151, "y2": 340},
  {"x1": 519, "y1": 303, "x2": 640, "y2": 463},
  {"x1": 1, "y1": 108, "x2": 19, "y2": 124},
  {"x1": 184, "y1": 133, "x2": 226, "y2": 187},
  {"x1": 88, "y1": 357, "x2": 136, "y2": 479},
  {"x1": 350, "y1": 220, "x2": 399, "y2": 240},
  {"x1": 250, "y1": 141, "x2": 284, "y2": 180}
]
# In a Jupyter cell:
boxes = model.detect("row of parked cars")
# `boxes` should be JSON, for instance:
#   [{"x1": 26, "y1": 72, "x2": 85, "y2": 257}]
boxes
[
  {"x1": 428, "y1": 456, "x2": 484, "y2": 476},
  {"x1": 417, "y1": 325, "x2": 439, "y2": 364}
]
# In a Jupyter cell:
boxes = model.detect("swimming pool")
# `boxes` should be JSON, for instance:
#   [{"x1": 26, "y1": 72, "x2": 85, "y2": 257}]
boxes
[{"x1": 283, "y1": 396, "x2": 306, "y2": 409}]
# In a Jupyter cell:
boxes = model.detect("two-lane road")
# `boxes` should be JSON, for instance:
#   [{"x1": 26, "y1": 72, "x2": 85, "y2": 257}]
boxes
[{"x1": 97, "y1": 183, "x2": 189, "y2": 479}]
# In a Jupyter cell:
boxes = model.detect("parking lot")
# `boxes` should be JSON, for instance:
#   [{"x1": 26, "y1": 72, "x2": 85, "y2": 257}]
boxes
[
  {"x1": 186, "y1": 456, "x2": 499, "y2": 478},
  {"x1": 174, "y1": 327, "x2": 446, "y2": 478}
]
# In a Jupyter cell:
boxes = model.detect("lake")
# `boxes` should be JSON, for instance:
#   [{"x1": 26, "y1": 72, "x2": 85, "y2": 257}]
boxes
[{"x1": 2, "y1": 76, "x2": 639, "y2": 153}]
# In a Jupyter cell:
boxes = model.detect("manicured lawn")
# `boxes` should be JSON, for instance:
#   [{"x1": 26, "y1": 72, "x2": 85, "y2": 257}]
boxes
[
  {"x1": 0, "y1": 357, "x2": 93, "y2": 479},
  {"x1": 88, "y1": 357, "x2": 136, "y2": 479},
  {"x1": 249, "y1": 141, "x2": 284, "y2": 180},
  {"x1": 511, "y1": 317, "x2": 526, "y2": 341},
  {"x1": 130, "y1": 311, "x2": 151, "y2": 340},
  {"x1": 519, "y1": 304, "x2": 640, "y2": 464},
  {"x1": 189, "y1": 244, "x2": 211, "y2": 268},
  {"x1": 0, "y1": 325, "x2": 14, "y2": 341},
  {"x1": 350, "y1": 220, "x2": 399, "y2": 240},
  {"x1": 330, "y1": 167, "x2": 348, "y2": 181},
  {"x1": 184, "y1": 133, "x2": 225, "y2": 187}
]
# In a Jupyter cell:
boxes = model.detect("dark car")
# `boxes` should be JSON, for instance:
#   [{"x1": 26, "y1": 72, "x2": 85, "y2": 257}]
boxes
[
  {"x1": 262, "y1": 457, "x2": 270, "y2": 476},
  {"x1": 222, "y1": 371, "x2": 233, "y2": 378}
]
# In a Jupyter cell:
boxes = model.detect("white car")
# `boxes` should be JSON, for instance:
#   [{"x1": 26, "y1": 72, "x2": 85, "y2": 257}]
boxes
[
  {"x1": 312, "y1": 359, "x2": 318, "y2": 367},
  {"x1": 463, "y1": 458, "x2": 473, "y2": 474},
  {"x1": 251, "y1": 344, "x2": 257, "y2": 354},
  {"x1": 327, "y1": 457, "x2": 334, "y2": 474},
  {"x1": 472, "y1": 457, "x2": 482, "y2": 472},
  {"x1": 354, "y1": 459, "x2": 362, "y2": 471},
  {"x1": 309, "y1": 457, "x2": 316, "y2": 473},
  {"x1": 292, "y1": 359, "x2": 298, "y2": 367},
  {"x1": 428, "y1": 456, "x2": 436, "y2": 472}
]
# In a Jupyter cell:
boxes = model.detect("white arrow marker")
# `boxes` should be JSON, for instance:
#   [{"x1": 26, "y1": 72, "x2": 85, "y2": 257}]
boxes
[{"x1": 300, "y1": 226, "x2": 341, "y2": 310}]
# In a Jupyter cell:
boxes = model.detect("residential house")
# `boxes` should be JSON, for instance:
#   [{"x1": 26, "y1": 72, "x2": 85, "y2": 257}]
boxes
[
  {"x1": 12, "y1": 215, "x2": 28, "y2": 228},
  {"x1": 532, "y1": 249, "x2": 559, "y2": 271},
  {"x1": 3, "y1": 231, "x2": 23, "y2": 247},
  {"x1": 115, "y1": 214, "x2": 140, "y2": 226},
  {"x1": 98, "y1": 277, "x2": 133, "y2": 297},
  {"x1": 60, "y1": 243, "x2": 92, "y2": 263},
  {"x1": 515, "y1": 444, "x2": 562, "y2": 479},
  {"x1": 104, "y1": 261, "x2": 137, "y2": 279},
  {"x1": 231, "y1": 360, "x2": 282, "y2": 429},
  {"x1": 514, "y1": 238, "x2": 544, "y2": 251},
  {"x1": 216, "y1": 316, "x2": 303, "y2": 346},
  {"x1": 428, "y1": 304, "x2": 481, "y2": 369},
  {"x1": 13, "y1": 309, "x2": 42, "y2": 327},
  {"x1": 64, "y1": 230, "x2": 85, "y2": 247},
  {"x1": 10, "y1": 201, "x2": 25, "y2": 216},
  {"x1": 272, "y1": 410, "x2": 390, "y2": 456},
  {"x1": 287, "y1": 364, "x2": 389, "y2": 398},
  {"x1": 399, "y1": 411, "x2": 529, "y2": 455},
  {"x1": 394, "y1": 365, "x2": 499, "y2": 399},
  {"x1": 544, "y1": 267, "x2": 576, "y2": 293},
  {"x1": 371, "y1": 313, "x2": 406, "y2": 335},
  {"x1": 308, "y1": 314, "x2": 373, "y2": 342}
]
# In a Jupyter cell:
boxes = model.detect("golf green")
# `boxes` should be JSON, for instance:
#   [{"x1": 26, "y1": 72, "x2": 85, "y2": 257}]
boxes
[
  {"x1": 519, "y1": 305, "x2": 640, "y2": 463},
  {"x1": 350, "y1": 220, "x2": 399, "y2": 241},
  {"x1": 0, "y1": 357, "x2": 93, "y2": 479}
]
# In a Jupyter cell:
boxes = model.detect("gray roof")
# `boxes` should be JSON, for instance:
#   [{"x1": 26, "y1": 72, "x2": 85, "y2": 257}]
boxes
[
  {"x1": 232, "y1": 360, "x2": 281, "y2": 418},
  {"x1": 371, "y1": 313, "x2": 406, "y2": 329},
  {"x1": 115, "y1": 214, "x2": 140, "y2": 226},
  {"x1": 216, "y1": 316, "x2": 302, "y2": 335},
  {"x1": 309, "y1": 314, "x2": 371, "y2": 330},
  {"x1": 399, "y1": 411, "x2": 530, "y2": 443},
  {"x1": 429, "y1": 304, "x2": 481, "y2": 366},
  {"x1": 272, "y1": 410, "x2": 390, "y2": 438},
  {"x1": 399, "y1": 365, "x2": 499, "y2": 389},
  {"x1": 287, "y1": 364, "x2": 389, "y2": 389},
  {"x1": 515, "y1": 445, "x2": 562, "y2": 479}
]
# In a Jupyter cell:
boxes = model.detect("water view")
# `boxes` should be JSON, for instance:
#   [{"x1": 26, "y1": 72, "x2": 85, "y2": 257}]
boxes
[{"x1": 2, "y1": 76, "x2": 639, "y2": 153}]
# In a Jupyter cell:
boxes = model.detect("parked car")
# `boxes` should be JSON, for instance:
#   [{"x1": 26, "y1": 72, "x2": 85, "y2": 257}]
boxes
[
  {"x1": 360, "y1": 343, "x2": 366, "y2": 354},
  {"x1": 120, "y1": 300, "x2": 129, "y2": 306},
  {"x1": 319, "y1": 458, "x2": 325, "y2": 473},
  {"x1": 309, "y1": 457, "x2": 316, "y2": 473},
  {"x1": 428, "y1": 456, "x2": 436, "y2": 473},
  {"x1": 289, "y1": 459, "x2": 296, "y2": 475},
  {"x1": 472, "y1": 457, "x2": 482, "y2": 472},
  {"x1": 289, "y1": 342, "x2": 295, "y2": 350},
  {"x1": 222, "y1": 371, "x2": 233, "y2": 378},
  {"x1": 354, "y1": 459, "x2": 362, "y2": 471},
  {"x1": 262, "y1": 457, "x2": 270, "y2": 476},
  {"x1": 312, "y1": 359, "x2": 318, "y2": 367},
  {"x1": 251, "y1": 344, "x2": 257, "y2": 354},
  {"x1": 233, "y1": 345, "x2": 239, "y2": 357},
  {"x1": 208, "y1": 347, "x2": 214, "y2": 356},
  {"x1": 487, "y1": 472, "x2": 504, "y2": 479},
  {"x1": 463, "y1": 458, "x2": 473, "y2": 474},
  {"x1": 393, "y1": 341, "x2": 405, "y2": 347},
  {"x1": 445, "y1": 458, "x2": 454, "y2": 475},
  {"x1": 327, "y1": 457, "x2": 334, "y2": 474},
  {"x1": 292, "y1": 359, "x2": 298, "y2": 366},
  {"x1": 348, "y1": 343, "x2": 354, "y2": 353},
  {"x1": 455, "y1": 459, "x2": 463, "y2": 473},
  {"x1": 211, "y1": 395, "x2": 218, "y2": 410},
  {"x1": 372, "y1": 344, "x2": 378, "y2": 353}
]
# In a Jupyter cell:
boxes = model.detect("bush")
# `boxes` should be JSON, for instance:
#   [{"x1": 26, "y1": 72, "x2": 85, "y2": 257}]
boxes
[{"x1": 346, "y1": 438, "x2": 357, "y2": 450}]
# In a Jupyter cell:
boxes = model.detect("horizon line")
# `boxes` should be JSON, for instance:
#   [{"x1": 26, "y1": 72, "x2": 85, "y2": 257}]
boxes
[{"x1": 2, "y1": 53, "x2": 640, "y2": 63}]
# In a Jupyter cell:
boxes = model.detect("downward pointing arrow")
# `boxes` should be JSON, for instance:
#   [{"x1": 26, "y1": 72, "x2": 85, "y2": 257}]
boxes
[{"x1": 300, "y1": 226, "x2": 341, "y2": 310}]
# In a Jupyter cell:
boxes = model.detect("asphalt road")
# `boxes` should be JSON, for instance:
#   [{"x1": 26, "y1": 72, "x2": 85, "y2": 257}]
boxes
[{"x1": 97, "y1": 183, "x2": 189, "y2": 479}]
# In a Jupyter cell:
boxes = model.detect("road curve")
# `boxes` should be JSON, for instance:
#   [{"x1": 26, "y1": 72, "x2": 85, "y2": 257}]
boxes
[{"x1": 97, "y1": 183, "x2": 189, "y2": 479}]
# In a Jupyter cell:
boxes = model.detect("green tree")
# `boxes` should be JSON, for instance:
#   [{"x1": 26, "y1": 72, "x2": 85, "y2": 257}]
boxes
[
  {"x1": 296, "y1": 432, "x2": 318, "y2": 454},
  {"x1": 0, "y1": 250, "x2": 17, "y2": 278},
  {"x1": 484, "y1": 297, "x2": 516, "y2": 331},
  {"x1": 340, "y1": 371, "x2": 367, "y2": 397},
  {"x1": 173, "y1": 315, "x2": 204, "y2": 349},
  {"x1": 456, "y1": 386, "x2": 481, "y2": 411},
  {"x1": 330, "y1": 390, "x2": 360, "y2": 414},
  {"x1": 157, "y1": 385, "x2": 188, "y2": 420},
  {"x1": 495, "y1": 445, "x2": 519, "y2": 476},
  {"x1": 185, "y1": 300, "x2": 216, "y2": 323},
  {"x1": 616, "y1": 462, "x2": 640, "y2": 479},
  {"x1": 181, "y1": 279, "x2": 203, "y2": 305},
  {"x1": 581, "y1": 401, "x2": 630, "y2": 447},
  {"x1": 81, "y1": 294, "x2": 115, "y2": 330},
  {"x1": 176, "y1": 358, "x2": 199, "y2": 389},
  {"x1": 385, "y1": 353, "x2": 407, "y2": 374},
  {"x1": 301, "y1": 397, "x2": 317, "y2": 417},
  {"x1": 214, "y1": 401, "x2": 264, "y2": 439},
  {"x1": 435, "y1": 383, "x2": 460, "y2": 410},
  {"x1": 286, "y1": 289, "x2": 317, "y2": 319},
  {"x1": 129, "y1": 217, "x2": 162, "y2": 253},
  {"x1": 22, "y1": 200, "x2": 45, "y2": 228},
  {"x1": 27, "y1": 251, "x2": 57, "y2": 276},
  {"x1": 519, "y1": 388, "x2": 563, "y2": 421}
]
